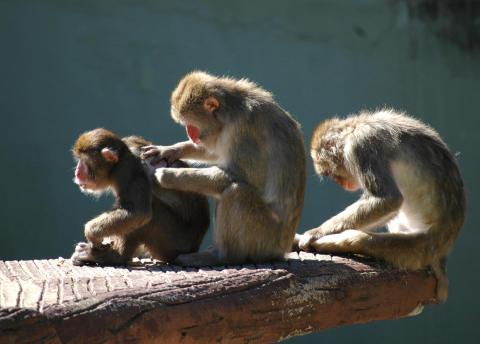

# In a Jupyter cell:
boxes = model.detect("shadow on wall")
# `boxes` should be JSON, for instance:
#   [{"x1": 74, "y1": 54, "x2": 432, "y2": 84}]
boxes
[{"x1": 407, "y1": 0, "x2": 480, "y2": 52}]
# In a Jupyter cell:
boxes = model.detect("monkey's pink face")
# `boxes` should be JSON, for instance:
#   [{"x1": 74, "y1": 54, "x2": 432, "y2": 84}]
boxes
[
  {"x1": 332, "y1": 175, "x2": 360, "y2": 192},
  {"x1": 186, "y1": 124, "x2": 201, "y2": 144},
  {"x1": 74, "y1": 159, "x2": 98, "y2": 190},
  {"x1": 184, "y1": 120, "x2": 222, "y2": 147},
  {"x1": 176, "y1": 97, "x2": 221, "y2": 146}
]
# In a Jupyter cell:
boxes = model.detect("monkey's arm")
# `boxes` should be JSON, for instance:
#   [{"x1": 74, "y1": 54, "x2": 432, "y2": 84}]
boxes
[
  {"x1": 85, "y1": 180, "x2": 152, "y2": 245},
  {"x1": 175, "y1": 141, "x2": 218, "y2": 161},
  {"x1": 316, "y1": 193, "x2": 402, "y2": 234},
  {"x1": 154, "y1": 166, "x2": 233, "y2": 199},
  {"x1": 142, "y1": 141, "x2": 218, "y2": 163},
  {"x1": 300, "y1": 145, "x2": 403, "y2": 248}
]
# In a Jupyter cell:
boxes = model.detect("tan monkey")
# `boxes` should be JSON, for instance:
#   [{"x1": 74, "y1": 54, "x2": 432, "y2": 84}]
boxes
[
  {"x1": 142, "y1": 71, "x2": 306, "y2": 266},
  {"x1": 297, "y1": 109, "x2": 466, "y2": 302}
]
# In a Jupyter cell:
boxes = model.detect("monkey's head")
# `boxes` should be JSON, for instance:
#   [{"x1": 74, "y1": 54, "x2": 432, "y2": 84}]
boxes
[
  {"x1": 310, "y1": 118, "x2": 360, "y2": 192},
  {"x1": 169, "y1": 71, "x2": 223, "y2": 149},
  {"x1": 169, "y1": 71, "x2": 272, "y2": 149},
  {"x1": 72, "y1": 128, "x2": 126, "y2": 194}
]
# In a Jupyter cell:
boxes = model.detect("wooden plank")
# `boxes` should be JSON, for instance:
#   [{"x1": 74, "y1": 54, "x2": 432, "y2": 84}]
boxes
[{"x1": 0, "y1": 256, "x2": 437, "y2": 343}]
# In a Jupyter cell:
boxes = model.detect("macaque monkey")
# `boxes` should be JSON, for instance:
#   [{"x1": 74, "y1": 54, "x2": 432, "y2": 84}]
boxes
[
  {"x1": 142, "y1": 71, "x2": 306, "y2": 266},
  {"x1": 297, "y1": 109, "x2": 466, "y2": 302},
  {"x1": 71, "y1": 128, "x2": 210, "y2": 266}
]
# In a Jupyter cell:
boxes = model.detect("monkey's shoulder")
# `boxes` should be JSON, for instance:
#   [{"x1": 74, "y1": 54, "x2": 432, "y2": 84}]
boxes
[{"x1": 122, "y1": 135, "x2": 152, "y2": 149}]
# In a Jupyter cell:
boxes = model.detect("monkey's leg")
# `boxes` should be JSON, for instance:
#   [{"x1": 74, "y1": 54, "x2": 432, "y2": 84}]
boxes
[
  {"x1": 310, "y1": 230, "x2": 428, "y2": 266},
  {"x1": 177, "y1": 185, "x2": 286, "y2": 267},
  {"x1": 310, "y1": 230, "x2": 447, "y2": 302},
  {"x1": 84, "y1": 208, "x2": 152, "y2": 246},
  {"x1": 156, "y1": 167, "x2": 286, "y2": 266},
  {"x1": 215, "y1": 183, "x2": 288, "y2": 264}
]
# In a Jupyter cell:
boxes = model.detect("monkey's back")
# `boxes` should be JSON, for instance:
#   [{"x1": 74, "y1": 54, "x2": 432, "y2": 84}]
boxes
[
  {"x1": 254, "y1": 104, "x2": 307, "y2": 233},
  {"x1": 351, "y1": 110, "x2": 466, "y2": 248},
  {"x1": 122, "y1": 135, "x2": 210, "y2": 260}
]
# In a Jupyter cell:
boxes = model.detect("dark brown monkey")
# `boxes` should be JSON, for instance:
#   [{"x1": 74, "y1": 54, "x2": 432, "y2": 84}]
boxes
[
  {"x1": 298, "y1": 109, "x2": 466, "y2": 302},
  {"x1": 142, "y1": 71, "x2": 306, "y2": 266},
  {"x1": 71, "y1": 128, "x2": 210, "y2": 266}
]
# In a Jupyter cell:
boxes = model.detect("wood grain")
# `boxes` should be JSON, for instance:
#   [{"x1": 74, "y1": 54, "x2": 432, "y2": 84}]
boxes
[{"x1": 0, "y1": 253, "x2": 437, "y2": 343}]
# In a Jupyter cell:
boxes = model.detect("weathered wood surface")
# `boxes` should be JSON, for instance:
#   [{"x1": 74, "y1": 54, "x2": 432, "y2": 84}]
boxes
[{"x1": 0, "y1": 253, "x2": 437, "y2": 343}]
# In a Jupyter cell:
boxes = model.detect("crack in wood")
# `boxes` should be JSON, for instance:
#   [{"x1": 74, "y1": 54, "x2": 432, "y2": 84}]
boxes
[{"x1": 108, "y1": 308, "x2": 151, "y2": 335}]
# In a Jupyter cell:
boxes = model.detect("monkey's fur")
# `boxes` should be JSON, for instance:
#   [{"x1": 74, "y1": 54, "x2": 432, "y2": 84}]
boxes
[
  {"x1": 298, "y1": 109, "x2": 466, "y2": 302},
  {"x1": 142, "y1": 71, "x2": 306, "y2": 266},
  {"x1": 71, "y1": 128, "x2": 210, "y2": 266}
]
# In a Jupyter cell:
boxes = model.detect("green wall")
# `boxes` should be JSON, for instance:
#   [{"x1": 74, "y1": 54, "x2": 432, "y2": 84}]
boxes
[{"x1": 1, "y1": 1, "x2": 479, "y2": 342}]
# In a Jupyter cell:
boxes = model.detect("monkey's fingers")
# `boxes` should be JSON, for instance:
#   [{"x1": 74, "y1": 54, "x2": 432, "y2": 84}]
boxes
[
  {"x1": 309, "y1": 235, "x2": 338, "y2": 253},
  {"x1": 140, "y1": 145, "x2": 161, "y2": 159},
  {"x1": 298, "y1": 232, "x2": 318, "y2": 251},
  {"x1": 140, "y1": 145, "x2": 157, "y2": 151}
]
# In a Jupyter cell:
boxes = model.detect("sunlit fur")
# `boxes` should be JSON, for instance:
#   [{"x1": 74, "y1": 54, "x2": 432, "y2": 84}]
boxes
[
  {"x1": 77, "y1": 185, "x2": 112, "y2": 199},
  {"x1": 304, "y1": 109, "x2": 466, "y2": 302},
  {"x1": 156, "y1": 71, "x2": 306, "y2": 265},
  {"x1": 70, "y1": 128, "x2": 210, "y2": 266}
]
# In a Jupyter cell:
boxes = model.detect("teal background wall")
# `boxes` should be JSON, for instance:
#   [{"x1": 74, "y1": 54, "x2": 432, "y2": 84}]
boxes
[{"x1": 1, "y1": 1, "x2": 479, "y2": 342}]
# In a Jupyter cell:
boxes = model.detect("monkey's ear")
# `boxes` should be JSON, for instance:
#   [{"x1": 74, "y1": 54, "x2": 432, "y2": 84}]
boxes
[
  {"x1": 101, "y1": 147, "x2": 119, "y2": 163},
  {"x1": 203, "y1": 97, "x2": 220, "y2": 113}
]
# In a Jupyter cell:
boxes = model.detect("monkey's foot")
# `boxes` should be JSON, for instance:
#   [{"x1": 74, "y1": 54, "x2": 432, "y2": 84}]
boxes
[
  {"x1": 71, "y1": 242, "x2": 96, "y2": 266},
  {"x1": 71, "y1": 242, "x2": 126, "y2": 266},
  {"x1": 298, "y1": 228, "x2": 325, "y2": 251},
  {"x1": 174, "y1": 251, "x2": 220, "y2": 267},
  {"x1": 310, "y1": 230, "x2": 369, "y2": 254}
]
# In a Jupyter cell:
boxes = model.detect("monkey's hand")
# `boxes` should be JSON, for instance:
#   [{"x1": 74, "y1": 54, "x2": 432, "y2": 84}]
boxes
[
  {"x1": 141, "y1": 145, "x2": 182, "y2": 165},
  {"x1": 84, "y1": 220, "x2": 105, "y2": 248},
  {"x1": 298, "y1": 227, "x2": 329, "y2": 251}
]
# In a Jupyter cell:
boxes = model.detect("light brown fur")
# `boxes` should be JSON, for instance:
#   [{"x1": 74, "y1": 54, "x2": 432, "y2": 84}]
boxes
[
  {"x1": 142, "y1": 71, "x2": 306, "y2": 266},
  {"x1": 71, "y1": 128, "x2": 210, "y2": 266},
  {"x1": 298, "y1": 109, "x2": 466, "y2": 302}
]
